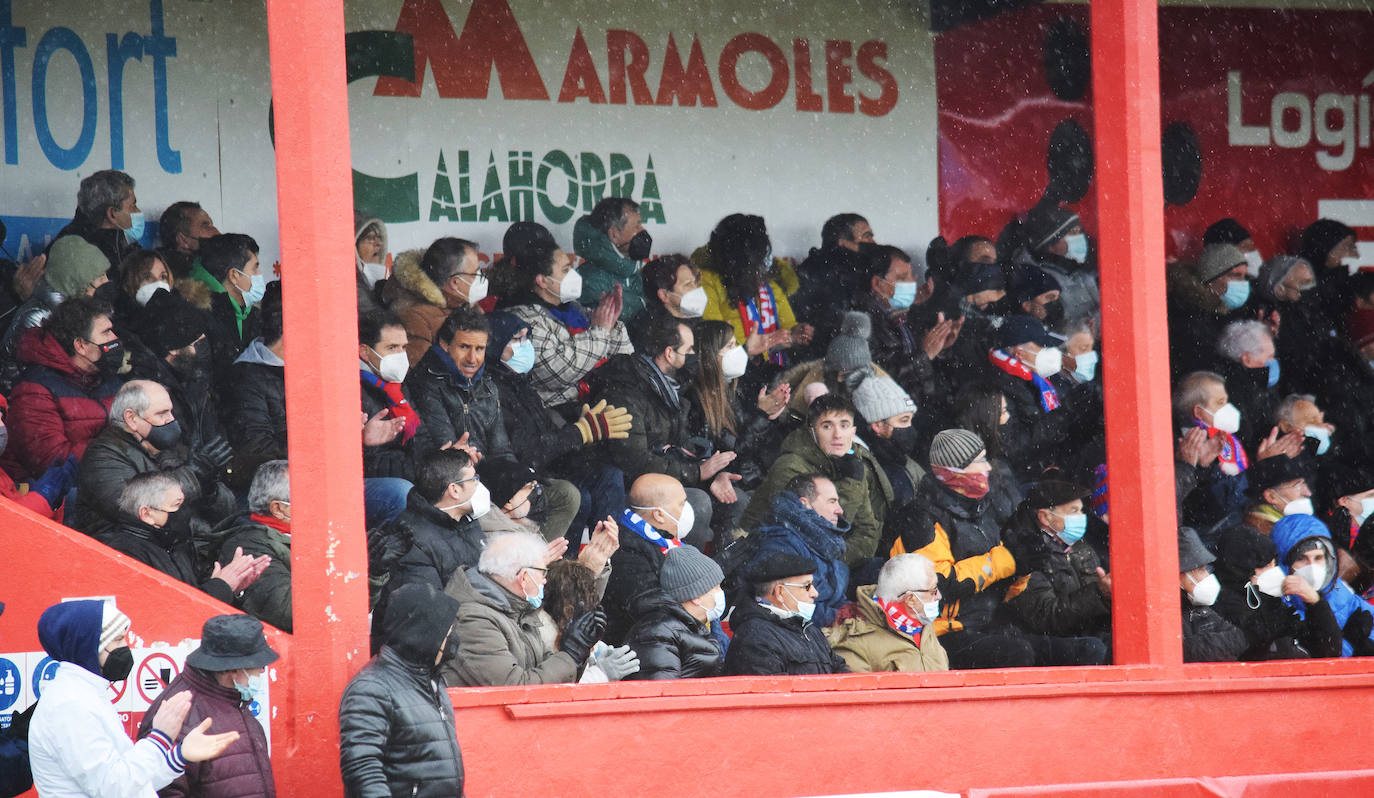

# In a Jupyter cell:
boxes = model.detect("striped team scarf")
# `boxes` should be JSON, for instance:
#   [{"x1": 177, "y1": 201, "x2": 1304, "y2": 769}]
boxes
[
  {"x1": 872, "y1": 594, "x2": 923, "y2": 642},
  {"x1": 988, "y1": 348, "x2": 1060, "y2": 412},
  {"x1": 739, "y1": 283, "x2": 784, "y2": 365},
  {"x1": 1193, "y1": 420, "x2": 1249, "y2": 475},
  {"x1": 619, "y1": 508, "x2": 682, "y2": 553}
]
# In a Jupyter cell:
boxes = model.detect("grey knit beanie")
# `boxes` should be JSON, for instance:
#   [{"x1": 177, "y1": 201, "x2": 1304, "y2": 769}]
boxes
[
  {"x1": 659, "y1": 545, "x2": 724, "y2": 602},
  {"x1": 824, "y1": 311, "x2": 872, "y2": 373},
  {"x1": 929, "y1": 429, "x2": 985, "y2": 469},
  {"x1": 852, "y1": 374, "x2": 915, "y2": 423},
  {"x1": 1195, "y1": 243, "x2": 1246, "y2": 284},
  {"x1": 46, "y1": 236, "x2": 110, "y2": 298}
]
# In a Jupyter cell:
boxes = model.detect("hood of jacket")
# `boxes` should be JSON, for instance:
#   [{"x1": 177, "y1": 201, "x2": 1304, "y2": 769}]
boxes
[
  {"x1": 573, "y1": 215, "x2": 628, "y2": 266},
  {"x1": 16, "y1": 325, "x2": 90, "y2": 378},
  {"x1": 387, "y1": 248, "x2": 446, "y2": 308},
  {"x1": 1166, "y1": 261, "x2": 1228, "y2": 317},
  {"x1": 176, "y1": 276, "x2": 213, "y2": 311},
  {"x1": 37, "y1": 599, "x2": 106, "y2": 674},
  {"x1": 234, "y1": 338, "x2": 285, "y2": 367},
  {"x1": 379, "y1": 582, "x2": 460, "y2": 667},
  {"x1": 448, "y1": 565, "x2": 535, "y2": 619},
  {"x1": 762, "y1": 490, "x2": 849, "y2": 561},
  {"x1": 354, "y1": 214, "x2": 388, "y2": 270}
]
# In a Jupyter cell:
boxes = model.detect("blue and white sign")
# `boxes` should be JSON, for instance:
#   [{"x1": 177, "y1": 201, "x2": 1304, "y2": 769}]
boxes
[
  {"x1": 31, "y1": 655, "x2": 58, "y2": 699},
  {"x1": 0, "y1": 657, "x2": 21, "y2": 711}
]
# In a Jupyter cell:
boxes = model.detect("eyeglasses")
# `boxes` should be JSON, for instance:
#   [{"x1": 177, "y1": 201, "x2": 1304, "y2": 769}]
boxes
[
  {"x1": 453, "y1": 474, "x2": 481, "y2": 486},
  {"x1": 782, "y1": 581, "x2": 815, "y2": 592},
  {"x1": 905, "y1": 585, "x2": 940, "y2": 599}
]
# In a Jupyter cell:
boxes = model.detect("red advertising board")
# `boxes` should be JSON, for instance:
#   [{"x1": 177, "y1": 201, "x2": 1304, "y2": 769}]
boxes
[{"x1": 935, "y1": 5, "x2": 1374, "y2": 264}]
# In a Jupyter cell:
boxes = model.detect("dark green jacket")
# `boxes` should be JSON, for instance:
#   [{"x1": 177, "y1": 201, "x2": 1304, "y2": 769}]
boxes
[
  {"x1": 216, "y1": 517, "x2": 293, "y2": 633},
  {"x1": 573, "y1": 215, "x2": 646, "y2": 318}
]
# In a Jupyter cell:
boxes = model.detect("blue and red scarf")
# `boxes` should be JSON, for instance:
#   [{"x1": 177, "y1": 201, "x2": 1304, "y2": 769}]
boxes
[
  {"x1": 1192, "y1": 420, "x2": 1249, "y2": 475},
  {"x1": 361, "y1": 370, "x2": 420, "y2": 443},
  {"x1": 739, "y1": 283, "x2": 783, "y2": 365},
  {"x1": 620, "y1": 508, "x2": 682, "y2": 553},
  {"x1": 547, "y1": 302, "x2": 590, "y2": 335},
  {"x1": 872, "y1": 594, "x2": 923, "y2": 643},
  {"x1": 989, "y1": 349, "x2": 1059, "y2": 412}
]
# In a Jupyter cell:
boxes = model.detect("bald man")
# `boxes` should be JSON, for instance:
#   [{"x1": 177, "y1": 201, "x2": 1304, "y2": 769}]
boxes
[{"x1": 602, "y1": 474, "x2": 701, "y2": 644}]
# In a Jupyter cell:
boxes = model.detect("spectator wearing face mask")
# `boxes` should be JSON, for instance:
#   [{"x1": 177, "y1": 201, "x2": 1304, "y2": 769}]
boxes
[
  {"x1": 1177, "y1": 526, "x2": 1247, "y2": 662},
  {"x1": 353, "y1": 214, "x2": 389, "y2": 315},
  {"x1": 723, "y1": 552, "x2": 849, "y2": 676},
  {"x1": 791, "y1": 213, "x2": 874, "y2": 359},
  {"x1": 826, "y1": 553, "x2": 949, "y2": 673},
  {"x1": 1010, "y1": 265, "x2": 1064, "y2": 328},
  {"x1": 623, "y1": 545, "x2": 727, "y2": 680},
  {"x1": 575, "y1": 197, "x2": 651, "y2": 319},
  {"x1": 603, "y1": 473, "x2": 699, "y2": 644},
  {"x1": 1166, "y1": 243, "x2": 1253, "y2": 379},
  {"x1": 638, "y1": 255, "x2": 706, "y2": 324},
  {"x1": 0, "y1": 296, "x2": 125, "y2": 483},
  {"x1": 52, "y1": 170, "x2": 144, "y2": 272},
  {"x1": 851, "y1": 373, "x2": 923, "y2": 509},
  {"x1": 379, "y1": 449, "x2": 488, "y2": 599},
  {"x1": 383, "y1": 237, "x2": 487, "y2": 367},
  {"x1": 1050, "y1": 317, "x2": 1098, "y2": 392},
  {"x1": 1012, "y1": 201, "x2": 1098, "y2": 323},
  {"x1": 1203, "y1": 218, "x2": 1264, "y2": 278},
  {"x1": 30, "y1": 600, "x2": 241, "y2": 796},
  {"x1": 213, "y1": 461, "x2": 295, "y2": 633},
  {"x1": 1271, "y1": 514, "x2": 1374, "y2": 657},
  {"x1": 0, "y1": 235, "x2": 110, "y2": 393},
  {"x1": 1242, "y1": 454, "x2": 1316, "y2": 537},
  {"x1": 127, "y1": 289, "x2": 228, "y2": 459},
  {"x1": 741, "y1": 475, "x2": 851, "y2": 627},
  {"x1": 931, "y1": 255, "x2": 1007, "y2": 387},
  {"x1": 192, "y1": 234, "x2": 265, "y2": 379},
  {"x1": 357, "y1": 309, "x2": 419, "y2": 482}
]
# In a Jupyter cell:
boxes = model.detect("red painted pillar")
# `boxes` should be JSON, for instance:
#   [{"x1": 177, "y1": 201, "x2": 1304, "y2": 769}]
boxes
[
  {"x1": 1091, "y1": 0, "x2": 1182, "y2": 666},
  {"x1": 264, "y1": 0, "x2": 368, "y2": 793}
]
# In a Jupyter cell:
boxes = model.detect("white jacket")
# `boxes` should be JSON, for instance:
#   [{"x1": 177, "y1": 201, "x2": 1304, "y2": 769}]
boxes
[{"x1": 28, "y1": 662, "x2": 186, "y2": 798}]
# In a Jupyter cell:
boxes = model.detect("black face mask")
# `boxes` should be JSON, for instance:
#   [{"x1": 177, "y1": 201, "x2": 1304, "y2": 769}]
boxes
[
  {"x1": 88, "y1": 338, "x2": 124, "y2": 378},
  {"x1": 1043, "y1": 299, "x2": 1065, "y2": 328},
  {"x1": 889, "y1": 424, "x2": 921, "y2": 456},
  {"x1": 101, "y1": 646, "x2": 134, "y2": 681},
  {"x1": 626, "y1": 230, "x2": 653, "y2": 261},
  {"x1": 142, "y1": 417, "x2": 183, "y2": 450},
  {"x1": 675, "y1": 353, "x2": 699, "y2": 382}
]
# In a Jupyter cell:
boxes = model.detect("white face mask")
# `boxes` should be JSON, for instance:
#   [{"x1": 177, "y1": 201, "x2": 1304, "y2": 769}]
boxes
[
  {"x1": 1281, "y1": 497, "x2": 1314, "y2": 516},
  {"x1": 664, "y1": 501, "x2": 694, "y2": 538},
  {"x1": 1187, "y1": 573, "x2": 1221, "y2": 606},
  {"x1": 361, "y1": 262, "x2": 388, "y2": 289},
  {"x1": 552, "y1": 269, "x2": 582, "y2": 304},
  {"x1": 674, "y1": 287, "x2": 708, "y2": 318},
  {"x1": 1343, "y1": 256, "x2": 1362, "y2": 276},
  {"x1": 1254, "y1": 565, "x2": 1286, "y2": 597},
  {"x1": 371, "y1": 348, "x2": 409, "y2": 383},
  {"x1": 697, "y1": 587, "x2": 726, "y2": 624},
  {"x1": 467, "y1": 482, "x2": 492, "y2": 519},
  {"x1": 919, "y1": 598, "x2": 941, "y2": 623},
  {"x1": 721, "y1": 345, "x2": 748, "y2": 380},
  {"x1": 135, "y1": 281, "x2": 170, "y2": 306},
  {"x1": 1356, "y1": 498, "x2": 1374, "y2": 527},
  {"x1": 460, "y1": 272, "x2": 489, "y2": 305},
  {"x1": 1296, "y1": 562, "x2": 1326, "y2": 591},
  {"x1": 1204, "y1": 402, "x2": 1242, "y2": 435},
  {"x1": 1030, "y1": 346, "x2": 1062, "y2": 378},
  {"x1": 1242, "y1": 249, "x2": 1264, "y2": 278}
]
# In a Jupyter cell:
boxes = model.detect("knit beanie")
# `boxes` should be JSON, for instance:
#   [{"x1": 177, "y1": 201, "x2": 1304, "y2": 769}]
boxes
[
  {"x1": 485, "y1": 310, "x2": 532, "y2": 367},
  {"x1": 1299, "y1": 218, "x2": 1356, "y2": 269},
  {"x1": 1177, "y1": 527, "x2": 1215, "y2": 572},
  {"x1": 1348, "y1": 308, "x2": 1374, "y2": 349},
  {"x1": 145, "y1": 291, "x2": 208, "y2": 356},
  {"x1": 929, "y1": 429, "x2": 985, "y2": 469},
  {"x1": 1203, "y1": 218, "x2": 1251, "y2": 247},
  {"x1": 1011, "y1": 264, "x2": 1062, "y2": 304},
  {"x1": 824, "y1": 311, "x2": 872, "y2": 373},
  {"x1": 46, "y1": 236, "x2": 110, "y2": 297},
  {"x1": 1195, "y1": 243, "x2": 1247, "y2": 284},
  {"x1": 852, "y1": 374, "x2": 915, "y2": 423},
  {"x1": 954, "y1": 260, "x2": 1006, "y2": 293},
  {"x1": 100, "y1": 602, "x2": 132, "y2": 652},
  {"x1": 1257, "y1": 255, "x2": 1307, "y2": 296},
  {"x1": 659, "y1": 545, "x2": 723, "y2": 602},
  {"x1": 1025, "y1": 203, "x2": 1080, "y2": 252}
]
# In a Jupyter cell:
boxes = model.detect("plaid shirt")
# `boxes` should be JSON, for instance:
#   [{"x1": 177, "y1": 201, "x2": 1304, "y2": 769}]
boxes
[{"x1": 507, "y1": 302, "x2": 633, "y2": 405}]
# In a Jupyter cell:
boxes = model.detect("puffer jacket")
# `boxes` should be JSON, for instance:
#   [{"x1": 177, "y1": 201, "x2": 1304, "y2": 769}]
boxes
[
  {"x1": 622, "y1": 593, "x2": 724, "y2": 679},
  {"x1": 1272, "y1": 514, "x2": 1374, "y2": 657},
  {"x1": 573, "y1": 214, "x2": 646, "y2": 319},
  {"x1": 404, "y1": 346, "x2": 517, "y2": 465},
  {"x1": 225, "y1": 340, "x2": 287, "y2": 489},
  {"x1": 340, "y1": 584, "x2": 464, "y2": 798},
  {"x1": 1180, "y1": 595, "x2": 1248, "y2": 663},
  {"x1": 826, "y1": 584, "x2": 949, "y2": 672},
  {"x1": 214, "y1": 515, "x2": 294, "y2": 633},
  {"x1": 384, "y1": 489, "x2": 485, "y2": 594},
  {"x1": 137, "y1": 667, "x2": 275, "y2": 798},
  {"x1": 442, "y1": 566, "x2": 578, "y2": 687},
  {"x1": 587, "y1": 352, "x2": 698, "y2": 485},
  {"x1": 743, "y1": 491, "x2": 850, "y2": 627},
  {"x1": 740, "y1": 426, "x2": 889, "y2": 566},
  {"x1": 1000, "y1": 512, "x2": 1110, "y2": 637},
  {"x1": 95, "y1": 515, "x2": 235, "y2": 605},
  {"x1": 382, "y1": 249, "x2": 453, "y2": 367},
  {"x1": 0, "y1": 276, "x2": 62, "y2": 392},
  {"x1": 885, "y1": 474, "x2": 1017, "y2": 635},
  {"x1": 603, "y1": 518, "x2": 676, "y2": 645},
  {"x1": 0, "y1": 327, "x2": 122, "y2": 481},
  {"x1": 792, "y1": 244, "x2": 868, "y2": 360},
  {"x1": 722, "y1": 594, "x2": 849, "y2": 676},
  {"x1": 487, "y1": 359, "x2": 584, "y2": 472},
  {"x1": 72, "y1": 425, "x2": 206, "y2": 538}
]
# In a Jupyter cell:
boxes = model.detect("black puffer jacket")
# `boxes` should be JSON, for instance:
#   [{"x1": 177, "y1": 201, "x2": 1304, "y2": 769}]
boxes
[
  {"x1": 623, "y1": 593, "x2": 724, "y2": 680},
  {"x1": 126, "y1": 347, "x2": 227, "y2": 458},
  {"x1": 487, "y1": 360, "x2": 584, "y2": 473},
  {"x1": 405, "y1": 347, "x2": 517, "y2": 464},
  {"x1": 1180, "y1": 597, "x2": 1248, "y2": 663},
  {"x1": 95, "y1": 515, "x2": 235, "y2": 605},
  {"x1": 986, "y1": 355, "x2": 1102, "y2": 480},
  {"x1": 340, "y1": 583, "x2": 464, "y2": 798},
  {"x1": 588, "y1": 353, "x2": 698, "y2": 485},
  {"x1": 603, "y1": 519, "x2": 673, "y2": 645},
  {"x1": 225, "y1": 347, "x2": 287, "y2": 490},
  {"x1": 1000, "y1": 512, "x2": 1110, "y2": 637},
  {"x1": 360, "y1": 376, "x2": 415, "y2": 481},
  {"x1": 685, "y1": 380, "x2": 780, "y2": 490},
  {"x1": 1214, "y1": 358, "x2": 1278, "y2": 454},
  {"x1": 385, "y1": 489, "x2": 486, "y2": 593},
  {"x1": 723, "y1": 595, "x2": 849, "y2": 676}
]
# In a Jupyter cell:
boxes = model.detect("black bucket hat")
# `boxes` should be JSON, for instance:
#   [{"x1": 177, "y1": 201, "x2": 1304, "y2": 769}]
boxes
[{"x1": 186, "y1": 614, "x2": 280, "y2": 671}]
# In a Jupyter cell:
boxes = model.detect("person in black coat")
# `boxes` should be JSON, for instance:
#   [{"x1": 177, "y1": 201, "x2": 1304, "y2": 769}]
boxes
[
  {"x1": 723, "y1": 552, "x2": 849, "y2": 676},
  {"x1": 358, "y1": 309, "x2": 419, "y2": 482},
  {"x1": 1211, "y1": 525, "x2": 1343, "y2": 661},
  {"x1": 224, "y1": 283, "x2": 286, "y2": 490},
  {"x1": 624, "y1": 546, "x2": 727, "y2": 680},
  {"x1": 790, "y1": 213, "x2": 872, "y2": 360},
  {"x1": 1213, "y1": 319, "x2": 1281, "y2": 454},
  {"x1": 1177, "y1": 526, "x2": 1247, "y2": 663},
  {"x1": 602, "y1": 473, "x2": 697, "y2": 645},
  {"x1": 340, "y1": 582, "x2": 465, "y2": 797},
  {"x1": 382, "y1": 449, "x2": 488, "y2": 596}
]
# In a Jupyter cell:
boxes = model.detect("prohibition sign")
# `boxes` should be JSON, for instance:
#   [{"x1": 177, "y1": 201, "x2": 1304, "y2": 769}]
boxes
[{"x1": 136, "y1": 653, "x2": 179, "y2": 704}]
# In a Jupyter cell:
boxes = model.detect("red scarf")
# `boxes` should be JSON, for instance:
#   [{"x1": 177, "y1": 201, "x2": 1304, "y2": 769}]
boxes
[
  {"x1": 249, "y1": 513, "x2": 291, "y2": 536},
  {"x1": 872, "y1": 594, "x2": 923, "y2": 643},
  {"x1": 362, "y1": 371, "x2": 421, "y2": 443},
  {"x1": 738, "y1": 283, "x2": 783, "y2": 365},
  {"x1": 932, "y1": 465, "x2": 990, "y2": 499},
  {"x1": 988, "y1": 349, "x2": 1059, "y2": 412},
  {"x1": 1193, "y1": 420, "x2": 1248, "y2": 475}
]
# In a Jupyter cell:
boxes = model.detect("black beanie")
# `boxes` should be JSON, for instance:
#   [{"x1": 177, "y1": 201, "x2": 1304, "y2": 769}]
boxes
[
  {"x1": 1299, "y1": 218, "x2": 1355, "y2": 271},
  {"x1": 1203, "y1": 218, "x2": 1251, "y2": 247},
  {"x1": 145, "y1": 291, "x2": 208, "y2": 356},
  {"x1": 1213, "y1": 525, "x2": 1278, "y2": 588}
]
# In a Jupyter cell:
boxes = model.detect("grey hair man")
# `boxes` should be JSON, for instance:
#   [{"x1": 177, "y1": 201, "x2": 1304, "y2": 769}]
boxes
[
  {"x1": 827, "y1": 553, "x2": 950, "y2": 673},
  {"x1": 215, "y1": 460, "x2": 294, "y2": 632}
]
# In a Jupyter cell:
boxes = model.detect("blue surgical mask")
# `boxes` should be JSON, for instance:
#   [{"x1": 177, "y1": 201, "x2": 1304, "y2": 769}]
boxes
[
  {"x1": 523, "y1": 571, "x2": 544, "y2": 609},
  {"x1": 793, "y1": 597, "x2": 816, "y2": 623},
  {"x1": 887, "y1": 280, "x2": 918, "y2": 310},
  {"x1": 237, "y1": 270, "x2": 267, "y2": 306},
  {"x1": 1304, "y1": 425, "x2": 1331, "y2": 456},
  {"x1": 1266, "y1": 358, "x2": 1280, "y2": 388},
  {"x1": 234, "y1": 670, "x2": 267, "y2": 702},
  {"x1": 124, "y1": 211, "x2": 145, "y2": 243},
  {"x1": 1064, "y1": 233, "x2": 1088, "y2": 263},
  {"x1": 1055, "y1": 511, "x2": 1087, "y2": 545},
  {"x1": 1221, "y1": 278, "x2": 1251, "y2": 310},
  {"x1": 1073, "y1": 350, "x2": 1098, "y2": 382},
  {"x1": 505, "y1": 339, "x2": 535, "y2": 374}
]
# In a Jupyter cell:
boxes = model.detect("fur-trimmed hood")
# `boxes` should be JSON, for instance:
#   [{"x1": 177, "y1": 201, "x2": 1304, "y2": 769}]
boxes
[{"x1": 383, "y1": 248, "x2": 446, "y2": 308}]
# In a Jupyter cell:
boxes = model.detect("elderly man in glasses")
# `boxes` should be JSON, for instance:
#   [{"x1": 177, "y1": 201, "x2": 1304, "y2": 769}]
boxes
[
  {"x1": 724, "y1": 552, "x2": 849, "y2": 676},
  {"x1": 826, "y1": 553, "x2": 949, "y2": 672}
]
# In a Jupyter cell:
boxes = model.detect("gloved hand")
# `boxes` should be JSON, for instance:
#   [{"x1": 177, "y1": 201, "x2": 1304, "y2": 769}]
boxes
[
  {"x1": 191, "y1": 436, "x2": 233, "y2": 482},
  {"x1": 595, "y1": 644, "x2": 641, "y2": 681},
  {"x1": 30, "y1": 455, "x2": 79, "y2": 509},
  {"x1": 832, "y1": 453, "x2": 866, "y2": 482},
  {"x1": 574, "y1": 400, "x2": 633, "y2": 445},
  {"x1": 1344, "y1": 608, "x2": 1374, "y2": 654},
  {"x1": 559, "y1": 606, "x2": 607, "y2": 664}
]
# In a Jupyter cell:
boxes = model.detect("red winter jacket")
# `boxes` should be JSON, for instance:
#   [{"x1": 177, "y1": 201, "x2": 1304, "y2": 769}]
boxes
[{"x1": 0, "y1": 327, "x2": 121, "y2": 481}]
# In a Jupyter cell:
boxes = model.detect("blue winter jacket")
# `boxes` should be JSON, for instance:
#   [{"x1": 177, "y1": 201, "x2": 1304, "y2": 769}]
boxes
[
  {"x1": 1272, "y1": 514, "x2": 1374, "y2": 657},
  {"x1": 744, "y1": 491, "x2": 851, "y2": 626}
]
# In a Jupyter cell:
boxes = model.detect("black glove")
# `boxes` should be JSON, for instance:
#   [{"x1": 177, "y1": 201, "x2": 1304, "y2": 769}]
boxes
[
  {"x1": 832, "y1": 453, "x2": 866, "y2": 482},
  {"x1": 1344, "y1": 608, "x2": 1374, "y2": 655},
  {"x1": 559, "y1": 607, "x2": 607, "y2": 664},
  {"x1": 6, "y1": 700, "x2": 35, "y2": 741},
  {"x1": 191, "y1": 436, "x2": 233, "y2": 481}
]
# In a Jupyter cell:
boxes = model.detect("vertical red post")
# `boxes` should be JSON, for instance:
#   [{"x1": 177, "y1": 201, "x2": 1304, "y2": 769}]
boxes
[
  {"x1": 1091, "y1": 0, "x2": 1182, "y2": 666},
  {"x1": 264, "y1": 0, "x2": 368, "y2": 793}
]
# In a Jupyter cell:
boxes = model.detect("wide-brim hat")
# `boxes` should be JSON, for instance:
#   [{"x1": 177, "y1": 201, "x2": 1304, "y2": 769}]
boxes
[{"x1": 186, "y1": 614, "x2": 279, "y2": 671}]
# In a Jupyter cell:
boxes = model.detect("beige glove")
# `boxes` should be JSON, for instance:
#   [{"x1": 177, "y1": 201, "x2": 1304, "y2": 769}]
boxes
[{"x1": 574, "y1": 400, "x2": 633, "y2": 445}]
